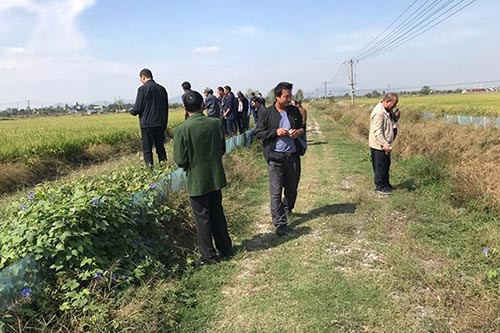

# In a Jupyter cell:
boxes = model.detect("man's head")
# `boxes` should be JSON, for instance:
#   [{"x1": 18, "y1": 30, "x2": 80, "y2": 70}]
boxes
[
  {"x1": 381, "y1": 93, "x2": 399, "y2": 111},
  {"x1": 139, "y1": 68, "x2": 153, "y2": 84},
  {"x1": 250, "y1": 97, "x2": 261, "y2": 108},
  {"x1": 181, "y1": 81, "x2": 192, "y2": 92},
  {"x1": 217, "y1": 86, "x2": 224, "y2": 96},
  {"x1": 274, "y1": 82, "x2": 293, "y2": 109},
  {"x1": 224, "y1": 85, "x2": 232, "y2": 94},
  {"x1": 183, "y1": 91, "x2": 204, "y2": 114},
  {"x1": 203, "y1": 87, "x2": 213, "y2": 97}
]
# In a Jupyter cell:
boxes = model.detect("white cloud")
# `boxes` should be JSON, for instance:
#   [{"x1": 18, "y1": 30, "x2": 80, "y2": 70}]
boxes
[
  {"x1": 0, "y1": 0, "x2": 138, "y2": 103},
  {"x1": 192, "y1": 46, "x2": 221, "y2": 54}
]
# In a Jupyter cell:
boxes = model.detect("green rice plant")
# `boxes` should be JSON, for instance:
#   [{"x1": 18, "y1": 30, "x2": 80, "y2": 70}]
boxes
[{"x1": 0, "y1": 110, "x2": 184, "y2": 163}]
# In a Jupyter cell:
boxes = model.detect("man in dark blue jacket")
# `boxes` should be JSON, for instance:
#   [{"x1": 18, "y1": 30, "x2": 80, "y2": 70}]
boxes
[
  {"x1": 222, "y1": 85, "x2": 237, "y2": 136},
  {"x1": 203, "y1": 87, "x2": 220, "y2": 118},
  {"x1": 255, "y1": 82, "x2": 305, "y2": 236},
  {"x1": 130, "y1": 68, "x2": 169, "y2": 166}
]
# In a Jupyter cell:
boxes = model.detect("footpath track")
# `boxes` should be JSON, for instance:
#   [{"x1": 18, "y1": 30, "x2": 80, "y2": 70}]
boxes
[{"x1": 177, "y1": 109, "x2": 499, "y2": 333}]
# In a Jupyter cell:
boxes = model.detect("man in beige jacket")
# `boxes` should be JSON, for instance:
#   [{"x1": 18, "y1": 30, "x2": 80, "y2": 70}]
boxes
[{"x1": 369, "y1": 93, "x2": 400, "y2": 195}]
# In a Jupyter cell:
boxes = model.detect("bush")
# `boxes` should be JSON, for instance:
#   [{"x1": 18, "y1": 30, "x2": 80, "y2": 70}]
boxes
[{"x1": 0, "y1": 163, "x2": 194, "y2": 317}]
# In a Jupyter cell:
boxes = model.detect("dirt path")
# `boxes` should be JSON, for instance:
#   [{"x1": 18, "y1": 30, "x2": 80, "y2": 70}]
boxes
[{"x1": 178, "y1": 109, "x2": 499, "y2": 333}]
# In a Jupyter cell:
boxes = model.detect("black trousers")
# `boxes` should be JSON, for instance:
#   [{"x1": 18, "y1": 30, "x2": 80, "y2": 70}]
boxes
[
  {"x1": 141, "y1": 126, "x2": 167, "y2": 166},
  {"x1": 267, "y1": 152, "x2": 301, "y2": 227},
  {"x1": 370, "y1": 148, "x2": 391, "y2": 190},
  {"x1": 190, "y1": 190, "x2": 233, "y2": 263},
  {"x1": 236, "y1": 112, "x2": 245, "y2": 134}
]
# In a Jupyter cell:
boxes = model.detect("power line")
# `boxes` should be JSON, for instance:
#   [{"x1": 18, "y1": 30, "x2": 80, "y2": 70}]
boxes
[
  {"x1": 355, "y1": 0, "x2": 454, "y2": 60},
  {"x1": 350, "y1": 0, "x2": 421, "y2": 60},
  {"x1": 360, "y1": 0, "x2": 478, "y2": 61}
]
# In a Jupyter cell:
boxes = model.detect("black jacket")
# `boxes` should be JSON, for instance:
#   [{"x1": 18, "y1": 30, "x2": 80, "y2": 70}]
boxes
[
  {"x1": 254, "y1": 103, "x2": 304, "y2": 162},
  {"x1": 130, "y1": 80, "x2": 169, "y2": 128}
]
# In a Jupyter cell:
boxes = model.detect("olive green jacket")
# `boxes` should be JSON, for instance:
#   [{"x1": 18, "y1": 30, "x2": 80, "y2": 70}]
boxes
[{"x1": 173, "y1": 113, "x2": 227, "y2": 197}]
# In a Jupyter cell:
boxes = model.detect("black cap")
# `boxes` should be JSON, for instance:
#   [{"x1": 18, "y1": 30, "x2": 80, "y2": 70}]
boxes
[{"x1": 183, "y1": 90, "x2": 204, "y2": 112}]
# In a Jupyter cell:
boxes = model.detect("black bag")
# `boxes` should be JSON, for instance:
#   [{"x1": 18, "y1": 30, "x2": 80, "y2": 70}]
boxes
[{"x1": 295, "y1": 134, "x2": 308, "y2": 156}]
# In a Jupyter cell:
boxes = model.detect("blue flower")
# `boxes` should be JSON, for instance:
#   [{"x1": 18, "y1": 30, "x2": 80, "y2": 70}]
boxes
[
  {"x1": 91, "y1": 198, "x2": 100, "y2": 205},
  {"x1": 133, "y1": 239, "x2": 140, "y2": 246},
  {"x1": 150, "y1": 182, "x2": 157, "y2": 189},
  {"x1": 111, "y1": 273, "x2": 117, "y2": 282},
  {"x1": 27, "y1": 192, "x2": 35, "y2": 200},
  {"x1": 21, "y1": 288, "x2": 32, "y2": 297},
  {"x1": 94, "y1": 272, "x2": 103, "y2": 279},
  {"x1": 19, "y1": 204, "x2": 27, "y2": 211},
  {"x1": 483, "y1": 247, "x2": 490, "y2": 256}
]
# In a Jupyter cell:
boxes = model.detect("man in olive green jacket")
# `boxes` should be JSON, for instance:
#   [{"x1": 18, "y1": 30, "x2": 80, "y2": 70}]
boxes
[{"x1": 173, "y1": 91, "x2": 233, "y2": 265}]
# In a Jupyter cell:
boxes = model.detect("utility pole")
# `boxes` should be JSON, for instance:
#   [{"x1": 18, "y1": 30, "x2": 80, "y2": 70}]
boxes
[
  {"x1": 323, "y1": 82, "x2": 328, "y2": 98},
  {"x1": 348, "y1": 59, "x2": 356, "y2": 105}
]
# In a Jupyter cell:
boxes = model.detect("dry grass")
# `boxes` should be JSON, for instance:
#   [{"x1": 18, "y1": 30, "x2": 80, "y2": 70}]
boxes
[{"x1": 320, "y1": 101, "x2": 500, "y2": 215}]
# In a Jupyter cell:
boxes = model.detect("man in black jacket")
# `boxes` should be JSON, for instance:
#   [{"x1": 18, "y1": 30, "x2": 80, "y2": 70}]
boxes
[
  {"x1": 130, "y1": 68, "x2": 169, "y2": 166},
  {"x1": 255, "y1": 82, "x2": 305, "y2": 236}
]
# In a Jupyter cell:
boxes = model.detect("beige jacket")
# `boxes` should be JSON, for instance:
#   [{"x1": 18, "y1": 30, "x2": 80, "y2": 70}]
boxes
[{"x1": 369, "y1": 102, "x2": 395, "y2": 150}]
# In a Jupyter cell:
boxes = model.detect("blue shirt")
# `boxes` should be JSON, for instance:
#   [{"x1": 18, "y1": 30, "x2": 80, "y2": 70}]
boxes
[{"x1": 274, "y1": 111, "x2": 296, "y2": 153}]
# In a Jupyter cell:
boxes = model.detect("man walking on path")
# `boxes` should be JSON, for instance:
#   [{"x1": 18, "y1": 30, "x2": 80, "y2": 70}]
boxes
[
  {"x1": 369, "y1": 92, "x2": 400, "y2": 195},
  {"x1": 255, "y1": 82, "x2": 305, "y2": 236},
  {"x1": 174, "y1": 90, "x2": 233, "y2": 265},
  {"x1": 130, "y1": 68, "x2": 169, "y2": 166}
]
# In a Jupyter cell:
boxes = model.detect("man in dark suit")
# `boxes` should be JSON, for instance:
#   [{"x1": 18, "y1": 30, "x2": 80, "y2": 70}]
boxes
[
  {"x1": 222, "y1": 85, "x2": 237, "y2": 136},
  {"x1": 130, "y1": 68, "x2": 169, "y2": 166},
  {"x1": 203, "y1": 87, "x2": 220, "y2": 118},
  {"x1": 255, "y1": 82, "x2": 305, "y2": 236},
  {"x1": 174, "y1": 90, "x2": 233, "y2": 265}
]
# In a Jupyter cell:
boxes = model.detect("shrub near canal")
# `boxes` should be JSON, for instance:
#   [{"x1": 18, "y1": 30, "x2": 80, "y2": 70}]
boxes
[{"x1": 0, "y1": 163, "x2": 195, "y2": 329}]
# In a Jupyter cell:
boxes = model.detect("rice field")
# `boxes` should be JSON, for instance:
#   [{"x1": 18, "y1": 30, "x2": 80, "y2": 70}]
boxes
[
  {"x1": 0, "y1": 110, "x2": 184, "y2": 163},
  {"x1": 351, "y1": 93, "x2": 500, "y2": 116}
]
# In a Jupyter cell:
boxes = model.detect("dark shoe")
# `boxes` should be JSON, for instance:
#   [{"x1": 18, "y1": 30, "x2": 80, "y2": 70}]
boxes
[
  {"x1": 388, "y1": 183, "x2": 396, "y2": 190},
  {"x1": 375, "y1": 188, "x2": 391, "y2": 195},
  {"x1": 219, "y1": 250, "x2": 234, "y2": 261},
  {"x1": 276, "y1": 225, "x2": 289, "y2": 237},
  {"x1": 285, "y1": 209, "x2": 294, "y2": 218}
]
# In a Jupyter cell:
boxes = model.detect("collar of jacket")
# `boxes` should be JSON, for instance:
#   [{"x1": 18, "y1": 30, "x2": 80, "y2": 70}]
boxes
[{"x1": 187, "y1": 112, "x2": 204, "y2": 119}]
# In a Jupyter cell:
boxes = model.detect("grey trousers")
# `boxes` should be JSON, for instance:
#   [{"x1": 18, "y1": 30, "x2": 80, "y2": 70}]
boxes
[{"x1": 267, "y1": 152, "x2": 301, "y2": 227}]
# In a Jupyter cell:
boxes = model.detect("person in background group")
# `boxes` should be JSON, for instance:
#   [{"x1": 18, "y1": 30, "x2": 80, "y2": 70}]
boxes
[
  {"x1": 291, "y1": 100, "x2": 307, "y2": 127},
  {"x1": 181, "y1": 81, "x2": 192, "y2": 120},
  {"x1": 369, "y1": 93, "x2": 400, "y2": 195},
  {"x1": 203, "y1": 87, "x2": 220, "y2": 118},
  {"x1": 222, "y1": 85, "x2": 237, "y2": 136},
  {"x1": 217, "y1": 86, "x2": 227, "y2": 134},
  {"x1": 247, "y1": 97, "x2": 265, "y2": 145},
  {"x1": 255, "y1": 82, "x2": 305, "y2": 237},
  {"x1": 257, "y1": 92, "x2": 266, "y2": 107},
  {"x1": 236, "y1": 91, "x2": 249, "y2": 134},
  {"x1": 173, "y1": 90, "x2": 233, "y2": 266},
  {"x1": 130, "y1": 68, "x2": 169, "y2": 166}
]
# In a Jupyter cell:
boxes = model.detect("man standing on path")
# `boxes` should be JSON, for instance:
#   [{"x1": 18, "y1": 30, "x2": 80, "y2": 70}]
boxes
[
  {"x1": 222, "y1": 85, "x2": 237, "y2": 136},
  {"x1": 255, "y1": 82, "x2": 305, "y2": 236},
  {"x1": 181, "y1": 81, "x2": 192, "y2": 120},
  {"x1": 174, "y1": 90, "x2": 233, "y2": 265},
  {"x1": 130, "y1": 68, "x2": 169, "y2": 166},
  {"x1": 203, "y1": 87, "x2": 220, "y2": 118},
  {"x1": 369, "y1": 92, "x2": 400, "y2": 195}
]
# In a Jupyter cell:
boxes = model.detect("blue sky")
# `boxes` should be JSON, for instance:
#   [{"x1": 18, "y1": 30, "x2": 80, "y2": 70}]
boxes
[{"x1": 1, "y1": 0, "x2": 499, "y2": 106}]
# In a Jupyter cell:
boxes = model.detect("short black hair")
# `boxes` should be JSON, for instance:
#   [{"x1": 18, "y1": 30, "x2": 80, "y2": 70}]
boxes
[
  {"x1": 274, "y1": 82, "x2": 293, "y2": 98},
  {"x1": 181, "y1": 81, "x2": 191, "y2": 90},
  {"x1": 217, "y1": 86, "x2": 224, "y2": 92},
  {"x1": 224, "y1": 85, "x2": 231, "y2": 92},
  {"x1": 183, "y1": 90, "x2": 204, "y2": 112},
  {"x1": 139, "y1": 68, "x2": 153, "y2": 79}
]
